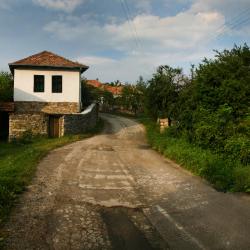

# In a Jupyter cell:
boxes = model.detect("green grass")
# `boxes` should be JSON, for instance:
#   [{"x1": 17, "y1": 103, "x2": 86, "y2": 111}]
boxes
[
  {"x1": 139, "y1": 118, "x2": 250, "y2": 193},
  {"x1": 0, "y1": 119, "x2": 104, "y2": 225}
]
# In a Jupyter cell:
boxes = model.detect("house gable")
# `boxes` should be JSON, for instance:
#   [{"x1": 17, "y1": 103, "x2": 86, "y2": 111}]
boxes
[
  {"x1": 9, "y1": 51, "x2": 88, "y2": 74},
  {"x1": 9, "y1": 51, "x2": 89, "y2": 111}
]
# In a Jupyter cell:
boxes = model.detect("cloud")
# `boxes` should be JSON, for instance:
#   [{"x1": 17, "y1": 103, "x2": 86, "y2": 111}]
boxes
[
  {"x1": 33, "y1": 0, "x2": 86, "y2": 12},
  {"x1": 106, "y1": 11, "x2": 224, "y2": 50},
  {"x1": 44, "y1": 9, "x2": 224, "y2": 51},
  {"x1": 189, "y1": 0, "x2": 250, "y2": 37},
  {"x1": 190, "y1": 0, "x2": 250, "y2": 14},
  {"x1": 78, "y1": 48, "x2": 215, "y2": 83},
  {"x1": 79, "y1": 55, "x2": 153, "y2": 83},
  {"x1": 77, "y1": 56, "x2": 117, "y2": 66},
  {"x1": 43, "y1": 0, "x2": 249, "y2": 82}
]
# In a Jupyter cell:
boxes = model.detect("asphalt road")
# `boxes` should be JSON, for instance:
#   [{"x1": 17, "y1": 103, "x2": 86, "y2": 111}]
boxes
[{"x1": 3, "y1": 114, "x2": 250, "y2": 250}]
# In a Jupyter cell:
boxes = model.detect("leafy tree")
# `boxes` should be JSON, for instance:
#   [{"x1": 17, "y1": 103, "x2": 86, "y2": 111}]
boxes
[
  {"x1": 175, "y1": 44, "x2": 250, "y2": 164},
  {"x1": 120, "y1": 78, "x2": 146, "y2": 115},
  {"x1": 0, "y1": 71, "x2": 13, "y2": 101},
  {"x1": 193, "y1": 44, "x2": 250, "y2": 121},
  {"x1": 102, "y1": 90, "x2": 114, "y2": 107},
  {"x1": 81, "y1": 78, "x2": 94, "y2": 107},
  {"x1": 107, "y1": 80, "x2": 122, "y2": 87},
  {"x1": 145, "y1": 65, "x2": 184, "y2": 123}
]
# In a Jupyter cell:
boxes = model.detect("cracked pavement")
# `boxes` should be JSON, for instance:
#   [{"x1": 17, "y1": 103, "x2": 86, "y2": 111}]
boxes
[{"x1": 2, "y1": 114, "x2": 250, "y2": 250}]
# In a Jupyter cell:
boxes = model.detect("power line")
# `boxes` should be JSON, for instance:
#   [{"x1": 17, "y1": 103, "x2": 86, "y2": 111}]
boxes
[
  {"x1": 216, "y1": 17, "x2": 250, "y2": 41},
  {"x1": 123, "y1": 0, "x2": 144, "y2": 51},
  {"x1": 210, "y1": 7, "x2": 250, "y2": 42},
  {"x1": 215, "y1": 7, "x2": 250, "y2": 34},
  {"x1": 119, "y1": 0, "x2": 140, "y2": 50},
  {"x1": 119, "y1": 0, "x2": 150, "y2": 79},
  {"x1": 229, "y1": 16, "x2": 250, "y2": 30}
]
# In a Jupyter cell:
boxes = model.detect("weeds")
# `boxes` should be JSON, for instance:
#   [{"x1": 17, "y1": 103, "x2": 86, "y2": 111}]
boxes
[{"x1": 141, "y1": 118, "x2": 250, "y2": 193}]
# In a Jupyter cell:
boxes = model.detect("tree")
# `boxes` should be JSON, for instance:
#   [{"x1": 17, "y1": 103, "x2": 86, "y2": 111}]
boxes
[
  {"x1": 194, "y1": 44, "x2": 250, "y2": 120},
  {"x1": 0, "y1": 71, "x2": 13, "y2": 102},
  {"x1": 145, "y1": 65, "x2": 184, "y2": 123},
  {"x1": 175, "y1": 44, "x2": 250, "y2": 163},
  {"x1": 120, "y1": 78, "x2": 146, "y2": 115},
  {"x1": 81, "y1": 78, "x2": 93, "y2": 107}
]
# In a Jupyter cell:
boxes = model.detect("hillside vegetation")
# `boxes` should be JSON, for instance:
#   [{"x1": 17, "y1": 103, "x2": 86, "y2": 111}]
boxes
[{"x1": 122, "y1": 44, "x2": 250, "y2": 192}]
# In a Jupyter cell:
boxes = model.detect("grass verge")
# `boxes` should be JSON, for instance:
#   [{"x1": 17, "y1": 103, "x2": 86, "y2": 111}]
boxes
[
  {"x1": 0, "y1": 119, "x2": 104, "y2": 225},
  {"x1": 139, "y1": 117, "x2": 250, "y2": 193}
]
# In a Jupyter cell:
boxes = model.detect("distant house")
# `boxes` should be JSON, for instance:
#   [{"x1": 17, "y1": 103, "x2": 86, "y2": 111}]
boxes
[
  {"x1": 1, "y1": 51, "x2": 98, "y2": 140},
  {"x1": 87, "y1": 79, "x2": 103, "y2": 89},
  {"x1": 87, "y1": 79, "x2": 123, "y2": 98}
]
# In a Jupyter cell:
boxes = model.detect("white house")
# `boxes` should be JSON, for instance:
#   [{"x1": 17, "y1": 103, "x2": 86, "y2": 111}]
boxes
[{"x1": 8, "y1": 51, "x2": 92, "y2": 139}]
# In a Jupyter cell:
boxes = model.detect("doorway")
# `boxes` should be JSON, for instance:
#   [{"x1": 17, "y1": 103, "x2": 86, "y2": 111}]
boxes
[
  {"x1": 0, "y1": 112, "x2": 9, "y2": 141},
  {"x1": 49, "y1": 116, "x2": 60, "y2": 138}
]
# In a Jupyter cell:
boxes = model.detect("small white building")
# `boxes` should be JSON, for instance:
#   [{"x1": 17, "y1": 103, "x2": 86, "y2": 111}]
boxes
[{"x1": 8, "y1": 51, "x2": 95, "y2": 139}]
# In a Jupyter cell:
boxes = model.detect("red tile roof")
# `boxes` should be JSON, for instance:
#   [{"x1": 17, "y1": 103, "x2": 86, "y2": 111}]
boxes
[
  {"x1": 9, "y1": 51, "x2": 89, "y2": 73},
  {"x1": 86, "y1": 80, "x2": 123, "y2": 96},
  {"x1": 104, "y1": 85, "x2": 123, "y2": 95},
  {"x1": 87, "y1": 80, "x2": 103, "y2": 88}
]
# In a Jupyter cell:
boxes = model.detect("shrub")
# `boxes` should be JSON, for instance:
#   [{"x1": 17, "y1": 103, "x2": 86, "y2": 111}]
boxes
[
  {"x1": 233, "y1": 166, "x2": 250, "y2": 192},
  {"x1": 225, "y1": 135, "x2": 250, "y2": 165},
  {"x1": 199, "y1": 157, "x2": 234, "y2": 191},
  {"x1": 142, "y1": 118, "x2": 250, "y2": 192}
]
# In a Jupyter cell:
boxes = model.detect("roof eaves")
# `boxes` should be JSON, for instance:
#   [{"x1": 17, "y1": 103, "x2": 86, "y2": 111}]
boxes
[{"x1": 9, "y1": 64, "x2": 89, "y2": 74}]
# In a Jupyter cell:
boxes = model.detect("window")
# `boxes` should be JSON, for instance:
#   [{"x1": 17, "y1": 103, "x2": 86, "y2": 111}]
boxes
[
  {"x1": 52, "y1": 76, "x2": 62, "y2": 93},
  {"x1": 34, "y1": 75, "x2": 44, "y2": 92}
]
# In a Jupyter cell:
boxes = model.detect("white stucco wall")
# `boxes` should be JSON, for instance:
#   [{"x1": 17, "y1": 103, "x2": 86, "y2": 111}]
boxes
[{"x1": 14, "y1": 69, "x2": 81, "y2": 103}]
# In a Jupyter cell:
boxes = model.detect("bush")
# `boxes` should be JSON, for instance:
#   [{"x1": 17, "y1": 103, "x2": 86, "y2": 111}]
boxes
[
  {"x1": 142, "y1": 118, "x2": 250, "y2": 193},
  {"x1": 199, "y1": 157, "x2": 234, "y2": 191},
  {"x1": 233, "y1": 166, "x2": 250, "y2": 192},
  {"x1": 225, "y1": 135, "x2": 250, "y2": 165}
]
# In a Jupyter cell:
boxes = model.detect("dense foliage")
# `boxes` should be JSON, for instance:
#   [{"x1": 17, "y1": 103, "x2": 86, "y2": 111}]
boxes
[
  {"x1": 0, "y1": 71, "x2": 13, "y2": 101},
  {"x1": 145, "y1": 45, "x2": 250, "y2": 167},
  {"x1": 141, "y1": 118, "x2": 250, "y2": 192},
  {"x1": 119, "y1": 77, "x2": 147, "y2": 114},
  {"x1": 145, "y1": 65, "x2": 185, "y2": 123},
  {"x1": 118, "y1": 45, "x2": 250, "y2": 192}
]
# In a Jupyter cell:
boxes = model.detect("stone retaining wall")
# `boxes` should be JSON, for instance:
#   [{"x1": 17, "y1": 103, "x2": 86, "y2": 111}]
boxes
[
  {"x1": 9, "y1": 103, "x2": 98, "y2": 140},
  {"x1": 64, "y1": 103, "x2": 99, "y2": 135},
  {"x1": 9, "y1": 113, "x2": 48, "y2": 139},
  {"x1": 15, "y1": 101, "x2": 80, "y2": 114}
]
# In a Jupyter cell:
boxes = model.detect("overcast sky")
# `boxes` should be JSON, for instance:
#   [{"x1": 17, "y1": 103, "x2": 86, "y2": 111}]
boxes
[{"x1": 0, "y1": 0, "x2": 249, "y2": 83}]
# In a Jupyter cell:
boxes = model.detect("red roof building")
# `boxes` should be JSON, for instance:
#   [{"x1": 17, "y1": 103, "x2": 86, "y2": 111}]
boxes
[
  {"x1": 86, "y1": 80, "x2": 123, "y2": 96},
  {"x1": 87, "y1": 79, "x2": 103, "y2": 88},
  {"x1": 9, "y1": 51, "x2": 89, "y2": 74}
]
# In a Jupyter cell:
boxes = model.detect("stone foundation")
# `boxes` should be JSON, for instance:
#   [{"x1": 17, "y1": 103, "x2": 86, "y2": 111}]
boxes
[
  {"x1": 15, "y1": 101, "x2": 80, "y2": 114},
  {"x1": 9, "y1": 113, "x2": 48, "y2": 139},
  {"x1": 9, "y1": 103, "x2": 98, "y2": 140}
]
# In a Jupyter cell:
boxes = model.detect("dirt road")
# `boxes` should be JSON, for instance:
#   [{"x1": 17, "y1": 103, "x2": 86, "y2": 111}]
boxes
[{"x1": 3, "y1": 114, "x2": 250, "y2": 249}]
